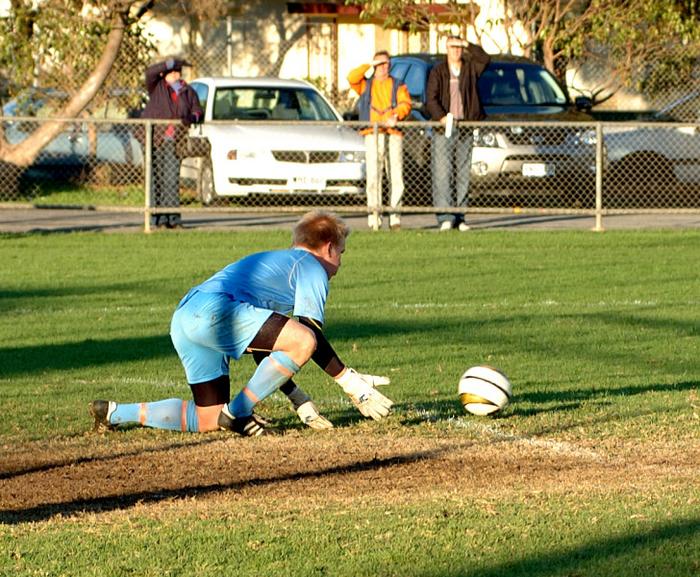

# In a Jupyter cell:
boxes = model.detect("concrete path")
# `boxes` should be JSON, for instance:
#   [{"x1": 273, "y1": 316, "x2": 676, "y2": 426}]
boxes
[{"x1": 1, "y1": 207, "x2": 698, "y2": 234}]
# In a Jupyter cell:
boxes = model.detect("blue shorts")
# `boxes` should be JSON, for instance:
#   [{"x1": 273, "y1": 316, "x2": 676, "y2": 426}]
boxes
[{"x1": 170, "y1": 289, "x2": 273, "y2": 384}]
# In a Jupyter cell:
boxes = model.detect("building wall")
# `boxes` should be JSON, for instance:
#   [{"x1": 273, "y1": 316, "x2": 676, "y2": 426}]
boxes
[{"x1": 138, "y1": 0, "x2": 661, "y2": 112}]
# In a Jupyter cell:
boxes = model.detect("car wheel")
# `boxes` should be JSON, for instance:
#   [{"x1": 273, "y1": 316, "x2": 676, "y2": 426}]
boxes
[{"x1": 198, "y1": 160, "x2": 217, "y2": 206}]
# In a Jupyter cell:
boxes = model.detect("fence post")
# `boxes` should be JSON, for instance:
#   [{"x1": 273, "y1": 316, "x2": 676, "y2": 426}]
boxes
[
  {"x1": 593, "y1": 122, "x2": 604, "y2": 232},
  {"x1": 144, "y1": 120, "x2": 153, "y2": 233}
]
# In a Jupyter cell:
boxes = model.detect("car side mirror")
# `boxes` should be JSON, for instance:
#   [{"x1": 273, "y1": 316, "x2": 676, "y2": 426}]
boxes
[
  {"x1": 575, "y1": 96, "x2": 593, "y2": 111},
  {"x1": 342, "y1": 111, "x2": 359, "y2": 121}
]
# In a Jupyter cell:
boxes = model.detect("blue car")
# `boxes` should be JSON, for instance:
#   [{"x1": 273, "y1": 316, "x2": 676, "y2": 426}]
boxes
[{"x1": 2, "y1": 88, "x2": 144, "y2": 184}]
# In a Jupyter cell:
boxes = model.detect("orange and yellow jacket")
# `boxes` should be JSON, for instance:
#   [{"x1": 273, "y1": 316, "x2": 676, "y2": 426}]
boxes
[{"x1": 347, "y1": 63, "x2": 411, "y2": 136}]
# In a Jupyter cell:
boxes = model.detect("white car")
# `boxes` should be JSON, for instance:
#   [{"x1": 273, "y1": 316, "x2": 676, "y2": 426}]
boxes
[
  {"x1": 181, "y1": 77, "x2": 365, "y2": 203},
  {"x1": 605, "y1": 89, "x2": 700, "y2": 192}
]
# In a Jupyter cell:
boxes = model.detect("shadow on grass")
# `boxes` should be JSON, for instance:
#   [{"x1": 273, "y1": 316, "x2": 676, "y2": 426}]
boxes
[
  {"x1": 390, "y1": 378, "x2": 699, "y2": 426},
  {"x1": 0, "y1": 434, "x2": 224, "y2": 481},
  {"x1": 0, "y1": 334, "x2": 174, "y2": 378},
  {"x1": 0, "y1": 445, "x2": 454, "y2": 524},
  {"x1": 0, "y1": 278, "x2": 175, "y2": 309},
  {"x1": 417, "y1": 517, "x2": 700, "y2": 577},
  {"x1": 0, "y1": 316, "x2": 479, "y2": 378},
  {"x1": 515, "y1": 380, "x2": 700, "y2": 417}
]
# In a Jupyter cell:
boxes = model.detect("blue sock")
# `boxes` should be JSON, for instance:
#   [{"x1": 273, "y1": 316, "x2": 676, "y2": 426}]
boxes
[
  {"x1": 230, "y1": 352, "x2": 300, "y2": 417},
  {"x1": 110, "y1": 399, "x2": 199, "y2": 432}
]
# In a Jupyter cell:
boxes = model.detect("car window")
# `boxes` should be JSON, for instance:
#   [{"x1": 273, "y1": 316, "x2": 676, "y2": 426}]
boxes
[
  {"x1": 191, "y1": 82, "x2": 209, "y2": 113},
  {"x1": 479, "y1": 63, "x2": 567, "y2": 106},
  {"x1": 405, "y1": 63, "x2": 429, "y2": 100},
  {"x1": 211, "y1": 87, "x2": 338, "y2": 121}
]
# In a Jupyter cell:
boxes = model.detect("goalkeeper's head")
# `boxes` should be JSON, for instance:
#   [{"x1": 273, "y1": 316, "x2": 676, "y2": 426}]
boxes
[
  {"x1": 293, "y1": 211, "x2": 350, "y2": 278},
  {"x1": 293, "y1": 211, "x2": 349, "y2": 250}
]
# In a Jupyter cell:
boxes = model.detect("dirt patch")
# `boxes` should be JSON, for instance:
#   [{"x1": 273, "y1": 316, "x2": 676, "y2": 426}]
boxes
[{"x1": 1, "y1": 429, "x2": 697, "y2": 524}]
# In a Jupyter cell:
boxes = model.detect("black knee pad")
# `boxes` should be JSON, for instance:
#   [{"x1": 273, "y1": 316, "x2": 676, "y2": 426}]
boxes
[
  {"x1": 246, "y1": 312, "x2": 290, "y2": 352},
  {"x1": 190, "y1": 374, "x2": 230, "y2": 406}
]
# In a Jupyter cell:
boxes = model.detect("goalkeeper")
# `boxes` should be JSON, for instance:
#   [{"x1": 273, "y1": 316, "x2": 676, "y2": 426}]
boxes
[{"x1": 89, "y1": 210, "x2": 393, "y2": 436}]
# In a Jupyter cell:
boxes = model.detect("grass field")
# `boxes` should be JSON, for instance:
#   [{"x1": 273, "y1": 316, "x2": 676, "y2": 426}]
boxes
[{"x1": 0, "y1": 227, "x2": 698, "y2": 577}]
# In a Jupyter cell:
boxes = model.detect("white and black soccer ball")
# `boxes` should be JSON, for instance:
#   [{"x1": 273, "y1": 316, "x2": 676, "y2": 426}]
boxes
[{"x1": 458, "y1": 365, "x2": 512, "y2": 416}]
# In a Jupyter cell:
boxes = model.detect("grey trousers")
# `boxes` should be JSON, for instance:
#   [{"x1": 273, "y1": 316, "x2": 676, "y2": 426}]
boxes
[
  {"x1": 151, "y1": 140, "x2": 181, "y2": 227},
  {"x1": 431, "y1": 129, "x2": 473, "y2": 225}
]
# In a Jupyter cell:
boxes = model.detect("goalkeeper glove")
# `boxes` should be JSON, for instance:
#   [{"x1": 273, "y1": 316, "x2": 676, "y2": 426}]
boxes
[
  {"x1": 286, "y1": 385, "x2": 334, "y2": 430},
  {"x1": 296, "y1": 400, "x2": 334, "y2": 430},
  {"x1": 335, "y1": 368, "x2": 393, "y2": 420}
]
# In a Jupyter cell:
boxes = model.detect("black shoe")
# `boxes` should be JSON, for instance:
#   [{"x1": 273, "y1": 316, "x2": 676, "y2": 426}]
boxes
[
  {"x1": 218, "y1": 405, "x2": 266, "y2": 436},
  {"x1": 166, "y1": 214, "x2": 182, "y2": 229},
  {"x1": 89, "y1": 400, "x2": 116, "y2": 432}
]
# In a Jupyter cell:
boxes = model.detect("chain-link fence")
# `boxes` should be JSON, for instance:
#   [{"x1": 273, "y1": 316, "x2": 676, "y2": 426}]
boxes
[{"x1": 1, "y1": 116, "x2": 698, "y2": 230}]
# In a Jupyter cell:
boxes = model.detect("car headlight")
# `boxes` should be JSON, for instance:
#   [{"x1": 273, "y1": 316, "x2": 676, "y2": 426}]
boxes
[
  {"x1": 228, "y1": 149, "x2": 259, "y2": 160},
  {"x1": 473, "y1": 128, "x2": 500, "y2": 148},
  {"x1": 575, "y1": 129, "x2": 597, "y2": 146},
  {"x1": 340, "y1": 150, "x2": 365, "y2": 162}
]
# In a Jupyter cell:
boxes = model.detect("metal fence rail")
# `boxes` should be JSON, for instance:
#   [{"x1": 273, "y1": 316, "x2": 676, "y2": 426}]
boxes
[{"x1": 0, "y1": 117, "x2": 698, "y2": 231}]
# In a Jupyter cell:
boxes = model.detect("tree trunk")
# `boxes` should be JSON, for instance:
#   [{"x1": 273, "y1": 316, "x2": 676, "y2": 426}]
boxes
[
  {"x1": 0, "y1": 14, "x2": 126, "y2": 167},
  {"x1": 542, "y1": 36, "x2": 555, "y2": 74}
]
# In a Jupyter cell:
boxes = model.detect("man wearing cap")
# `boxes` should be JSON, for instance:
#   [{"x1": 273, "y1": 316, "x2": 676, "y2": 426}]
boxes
[
  {"x1": 348, "y1": 51, "x2": 411, "y2": 230},
  {"x1": 426, "y1": 36, "x2": 490, "y2": 231},
  {"x1": 141, "y1": 58, "x2": 203, "y2": 229}
]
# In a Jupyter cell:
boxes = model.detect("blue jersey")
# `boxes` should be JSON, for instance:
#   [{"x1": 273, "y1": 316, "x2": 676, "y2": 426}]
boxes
[{"x1": 194, "y1": 248, "x2": 329, "y2": 323}]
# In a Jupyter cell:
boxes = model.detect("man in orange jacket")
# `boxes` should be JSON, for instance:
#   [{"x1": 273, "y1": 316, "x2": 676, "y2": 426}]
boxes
[{"x1": 348, "y1": 51, "x2": 411, "y2": 230}]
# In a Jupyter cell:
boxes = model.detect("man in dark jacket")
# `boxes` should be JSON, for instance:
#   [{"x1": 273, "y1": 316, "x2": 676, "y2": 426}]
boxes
[
  {"x1": 426, "y1": 36, "x2": 490, "y2": 231},
  {"x1": 141, "y1": 58, "x2": 203, "y2": 229}
]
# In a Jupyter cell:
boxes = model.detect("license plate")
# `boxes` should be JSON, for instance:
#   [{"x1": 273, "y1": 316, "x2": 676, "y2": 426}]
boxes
[
  {"x1": 288, "y1": 176, "x2": 326, "y2": 190},
  {"x1": 522, "y1": 163, "x2": 555, "y2": 177}
]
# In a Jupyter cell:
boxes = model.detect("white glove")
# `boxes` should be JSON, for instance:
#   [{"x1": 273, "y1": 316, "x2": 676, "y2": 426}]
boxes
[
  {"x1": 355, "y1": 371, "x2": 390, "y2": 387},
  {"x1": 296, "y1": 400, "x2": 334, "y2": 430},
  {"x1": 335, "y1": 368, "x2": 393, "y2": 420}
]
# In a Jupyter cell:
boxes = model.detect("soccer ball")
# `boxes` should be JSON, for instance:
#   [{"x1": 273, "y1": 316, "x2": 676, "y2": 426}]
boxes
[{"x1": 458, "y1": 365, "x2": 512, "y2": 416}]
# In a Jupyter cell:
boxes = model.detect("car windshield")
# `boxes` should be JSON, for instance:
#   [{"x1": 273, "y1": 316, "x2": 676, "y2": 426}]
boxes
[
  {"x1": 211, "y1": 87, "x2": 338, "y2": 121},
  {"x1": 479, "y1": 63, "x2": 568, "y2": 107},
  {"x1": 2, "y1": 90, "x2": 67, "y2": 117}
]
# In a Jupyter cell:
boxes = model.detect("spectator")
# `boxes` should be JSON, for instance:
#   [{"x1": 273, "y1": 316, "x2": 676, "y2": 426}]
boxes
[
  {"x1": 426, "y1": 36, "x2": 490, "y2": 231},
  {"x1": 141, "y1": 57, "x2": 203, "y2": 229},
  {"x1": 348, "y1": 51, "x2": 411, "y2": 230}
]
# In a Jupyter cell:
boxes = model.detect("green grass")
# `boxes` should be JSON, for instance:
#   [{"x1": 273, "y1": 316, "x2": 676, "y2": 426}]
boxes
[
  {"x1": 1, "y1": 228, "x2": 698, "y2": 576},
  {"x1": 16, "y1": 179, "x2": 146, "y2": 207},
  {"x1": 5, "y1": 495, "x2": 699, "y2": 577}
]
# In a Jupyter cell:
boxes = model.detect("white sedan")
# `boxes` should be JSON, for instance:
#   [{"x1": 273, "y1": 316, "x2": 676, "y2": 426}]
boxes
[
  {"x1": 605, "y1": 89, "x2": 700, "y2": 190},
  {"x1": 181, "y1": 77, "x2": 365, "y2": 203}
]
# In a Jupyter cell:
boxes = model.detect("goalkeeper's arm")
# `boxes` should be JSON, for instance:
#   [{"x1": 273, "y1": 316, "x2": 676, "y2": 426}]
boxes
[
  {"x1": 298, "y1": 317, "x2": 393, "y2": 420},
  {"x1": 297, "y1": 316, "x2": 345, "y2": 378}
]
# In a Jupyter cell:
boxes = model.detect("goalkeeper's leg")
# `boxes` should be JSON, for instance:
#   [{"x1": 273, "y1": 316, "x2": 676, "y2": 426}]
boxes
[
  {"x1": 91, "y1": 374, "x2": 231, "y2": 433},
  {"x1": 91, "y1": 398, "x2": 200, "y2": 431},
  {"x1": 226, "y1": 315, "x2": 316, "y2": 419}
]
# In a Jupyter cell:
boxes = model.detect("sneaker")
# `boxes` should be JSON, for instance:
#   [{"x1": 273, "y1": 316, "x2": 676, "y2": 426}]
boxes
[
  {"x1": 458, "y1": 222, "x2": 471, "y2": 231},
  {"x1": 439, "y1": 221, "x2": 453, "y2": 231},
  {"x1": 367, "y1": 215, "x2": 382, "y2": 229},
  {"x1": 218, "y1": 405, "x2": 266, "y2": 437},
  {"x1": 89, "y1": 400, "x2": 116, "y2": 432}
]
